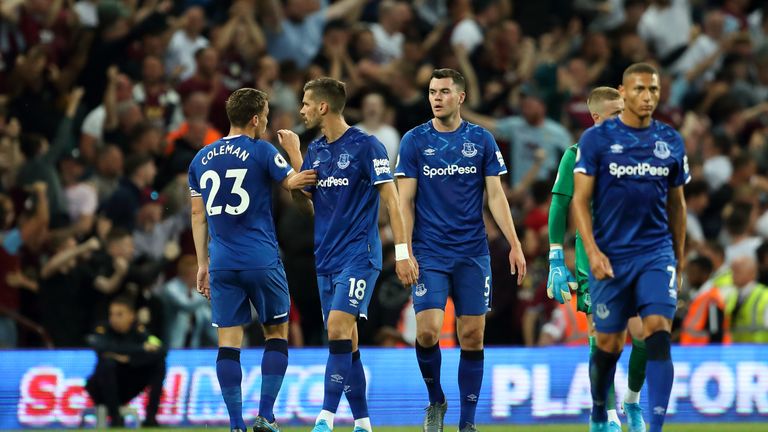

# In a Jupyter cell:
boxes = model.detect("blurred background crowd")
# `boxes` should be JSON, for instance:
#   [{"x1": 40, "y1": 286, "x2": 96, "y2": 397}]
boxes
[{"x1": 1, "y1": 0, "x2": 767, "y2": 350}]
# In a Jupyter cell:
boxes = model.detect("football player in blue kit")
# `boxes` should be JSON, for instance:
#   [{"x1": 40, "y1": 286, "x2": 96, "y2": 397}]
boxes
[
  {"x1": 572, "y1": 63, "x2": 689, "y2": 432},
  {"x1": 292, "y1": 77, "x2": 418, "y2": 432},
  {"x1": 189, "y1": 88, "x2": 317, "y2": 432},
  {"x1": 396, "y1": 68, "x2": 527, "y2": 432}
]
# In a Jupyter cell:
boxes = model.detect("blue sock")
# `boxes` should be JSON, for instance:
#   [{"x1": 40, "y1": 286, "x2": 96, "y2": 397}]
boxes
[
  {"x1": 416, "y1": 341, "x2": 445, "y2": 404},
  {"x1": 458, "y1": 349, "x2": 483, "y2": 429},
  {"x1": 345, "y1": 350, "x2": 369, "y2": 420},
  {"x1": 259, "y1": 338, "x2": 288, "y2": 423},
  {"x1": 646, "y1": 331, "x2": 674, "y2": 432},
  {"x1": 322, "y1": 339, "x2": 353, "y2": 413},
  {"x1": 216, "y1": 347, "x2": 246, "y2": 430},
  {"x1": 589, "y1": 348, "x2": 621, "y2": 423}
]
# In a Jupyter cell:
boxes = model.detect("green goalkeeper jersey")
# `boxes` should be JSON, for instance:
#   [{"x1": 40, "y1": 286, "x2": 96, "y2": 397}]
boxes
[{"x1": 550, "y1": 143, "x2": 592, "y2": 314}]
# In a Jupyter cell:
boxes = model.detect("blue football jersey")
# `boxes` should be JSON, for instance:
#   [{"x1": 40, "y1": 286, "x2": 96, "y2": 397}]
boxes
[
  {"x1": 395, "y1": 120, "x2": 508, "y2": 257},
  {"x1": 574, "y1": 118, "x2": 691, "y2": 261},
  {"x1": 188, "y1": 135, "x2": 293, "y2": 271},
  {"x1": 300, "y1": 127, "x2": 393, "y2": 274}
]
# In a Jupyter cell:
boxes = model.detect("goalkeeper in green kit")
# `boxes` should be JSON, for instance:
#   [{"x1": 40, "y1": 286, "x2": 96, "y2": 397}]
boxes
[{"x1": 547, "y1": 86, "x2": 648, "y2": 432}]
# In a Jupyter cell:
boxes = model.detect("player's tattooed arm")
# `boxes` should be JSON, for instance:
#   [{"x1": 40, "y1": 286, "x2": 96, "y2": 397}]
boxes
[
  {"x1": 485, "y1": 176, "x2": 526, "y2": 283},
  {"x1": 190, "y1": 196, "x2": 210, "y2": 300},
  {"x1": 572, "y1": 173, "x2": 614, "y2": 280},
  {"x1": 667, "y1": 185, "x2": 687, "y2": 289},
  {"x1": 379, "y1": 181, "x2": 418, "y2": 286}
]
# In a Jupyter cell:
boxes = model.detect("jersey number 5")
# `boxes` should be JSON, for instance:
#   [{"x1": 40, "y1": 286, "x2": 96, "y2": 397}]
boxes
[{"x1": 200, "y1": 169, "x2": 250, "y2": 216}]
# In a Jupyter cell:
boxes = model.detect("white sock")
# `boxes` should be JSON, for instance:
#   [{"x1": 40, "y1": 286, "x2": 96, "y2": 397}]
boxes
[
  {"x1": 317, "y1": 410, "x2": 335, "y2": 429},
  {"x1": 625, "y1": 389, "x2": 641, "y2": 404},
  {"x1": 354, "y1": 417, "x2": 372, "y2": 431},
  {"x1": 607, "y1": 409, "x2": 621, "y2": 425}
]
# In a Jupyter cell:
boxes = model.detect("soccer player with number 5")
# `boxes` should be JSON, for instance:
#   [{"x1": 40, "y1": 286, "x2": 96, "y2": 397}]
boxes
[{"x1": 188, "y1": 88, "x2": 317, "y2": 432}]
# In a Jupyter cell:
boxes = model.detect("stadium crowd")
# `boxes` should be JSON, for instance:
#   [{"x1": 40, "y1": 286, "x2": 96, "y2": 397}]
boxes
[{"x1": 1, "y1": 0, "x2": 767, "y2": 350}]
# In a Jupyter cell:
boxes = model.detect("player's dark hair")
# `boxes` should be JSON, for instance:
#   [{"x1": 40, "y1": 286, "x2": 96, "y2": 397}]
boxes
[
  {"x1": 684, "y1": 180, "x2": 709, "y2": 199},
  {"x1": 226, "y1": 88, "x2": 269, "y2": 128},
  {"x1": 622, "y1": 62, "x2": 659, "y2": 82},
  {"x1": 430, "y1": 68, "x2": 466, "y2": 92},
  {"x1": 304, "y1": 78, "x2": 347, "y2": 113}
]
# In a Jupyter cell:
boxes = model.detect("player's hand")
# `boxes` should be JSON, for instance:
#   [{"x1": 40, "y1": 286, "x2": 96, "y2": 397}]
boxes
[
  {"x1": 395, "y1": 257, "x2": 418, "y2": 286},
  {"x1": 509, "y1": 241, "x2": 526, "y2": 285},
  {"x1": 588, "y1": 249, "x2": 614, "y2": 280},
  {"x1": 546, "y1": 247, "x2": 577, "y2": 304},
  {"x1": 276, "y1": 129, "x2": 301, "y2": 154},
  {"x1": 287, "y1": 170, "x2": 318, "y2": 190},
  {"x1": 196, "y1": 265, "x2": 210, "y2": 300}
]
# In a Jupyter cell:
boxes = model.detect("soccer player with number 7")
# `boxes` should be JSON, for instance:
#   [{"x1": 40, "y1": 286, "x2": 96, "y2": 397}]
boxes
[{"x1": 188, "y1": 88, "x2": 317, "y2": 432}]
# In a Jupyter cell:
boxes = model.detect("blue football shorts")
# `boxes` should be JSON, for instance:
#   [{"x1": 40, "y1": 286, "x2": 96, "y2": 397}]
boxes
[
  {"x1": 317, "y1": 265, "x2": 380, "y2": 326},
  {"x1": 412, "y1": 255, "x2": 492, "y2": 317},
  {"x1": 590, "y1": 252, "x2": 678, "y2": 333},
  {"x1": 209, "y1": 266, "x2": 290, "y2": 328}
]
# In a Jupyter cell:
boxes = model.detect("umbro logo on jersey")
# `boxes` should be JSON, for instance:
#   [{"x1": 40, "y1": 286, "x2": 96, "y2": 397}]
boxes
[
  {"x1": 654, "y1": 141, "x2": 671, "y2": 159},
  {"x1": 610, "y1": 143, "x2": 624, "y2": 154},
  {"x1": 462, "y1": 142, "x2": 478, "y2": 157},
  {"x1": 312, "y1": 159, "x2": 320, "y2": 168},
  {"x1": 424, "y1": 148, "x2": 436, "y2": 156},
  {"x1": 331, "y1": 374, "x2": 344, "y2": 384}
]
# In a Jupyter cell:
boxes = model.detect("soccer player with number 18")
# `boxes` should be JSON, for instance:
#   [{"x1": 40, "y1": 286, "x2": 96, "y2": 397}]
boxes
[
  {"x1": 188, "y1": 88, "x2": 317, "y2": 432},
  {"x1": 572, "y1": 63, "x2": 689, "y2": 432}
]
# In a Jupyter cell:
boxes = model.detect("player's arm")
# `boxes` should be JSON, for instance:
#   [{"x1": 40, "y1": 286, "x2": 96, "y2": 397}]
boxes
[
  {"x1": 276, "y1": 130, "x2": 318, "y2": 192},
  {"x1": 190, "y1": 195, "x2": 210, "y2": 299},
  {"x1": 572, "y1": 173, "x2": 613, "y2": 280},
  {"x1": 547, "y1": 148, "x2": 578, "y2": 302},
  {"x1": 396, "y1": 177, "x2": 417, "y2": 255},
  {"x1": 379, "y1": 181, "x2": 418, "y2": 286},
  {"x1": 667, "y1": 185, "x2": 686, "y2": 288},
  {"x1": 485, "y1": 175, "x2": 526, "y2": 283}
]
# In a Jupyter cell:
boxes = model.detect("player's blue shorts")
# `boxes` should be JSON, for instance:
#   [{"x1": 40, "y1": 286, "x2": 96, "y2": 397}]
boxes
[
  {"x1": 412, "y1": 255, "x2": 492, "y2": 316},
  {"x1": 209, "y1": 266, "x2": 290, "y2": 328},
  {"x1": 590, "y1": 251, "x2": 678, "y2": 333},
  {"x1": 317, "y1": 265, "x2": 380, "y2": 326}
]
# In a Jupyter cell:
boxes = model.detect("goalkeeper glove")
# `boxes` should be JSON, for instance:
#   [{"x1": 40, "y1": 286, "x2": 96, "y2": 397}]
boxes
[{"x1": 546, "y1": 246, "x2": 578, "y2": 304}]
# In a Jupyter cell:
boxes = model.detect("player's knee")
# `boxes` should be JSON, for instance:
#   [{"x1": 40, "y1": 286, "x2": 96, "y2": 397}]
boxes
[
  {"x1": 596, "y1": 332, "x2": 624, "y2": 354},
  {"x1": 458, "y1": 326, "x2": 484, "y2": 350},
  {"x1": 263, "y1": 322, "x2": 289, "y2": 340},
  {"x1": 416, "y1": 327, "x2": 440, "y2": 347},
  {"x1": 326, "y1": 319, "x2": 354, "y2": 341},
  {"x1": 645, "y1": 330, "x2": 671, "y2": 361}
]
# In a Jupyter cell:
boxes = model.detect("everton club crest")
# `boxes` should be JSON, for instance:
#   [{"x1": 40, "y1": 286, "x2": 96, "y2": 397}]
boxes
[
  {"x1": 337, "y1": 152, "x2": 351, "y2": 169},
  {"x1": 462, "y1": 142, "x2": 478, "y2": 158},
  {"x1": 653, "y1": 141, "x2": 670, "y2": 159}
]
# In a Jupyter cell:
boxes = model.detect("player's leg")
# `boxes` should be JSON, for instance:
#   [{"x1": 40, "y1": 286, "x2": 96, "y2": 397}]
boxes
[
  {"x1": 589, "y1": 263, "x2": 634, "y2": 432},
  {"x1": 247, "y1": 268, "x2": 291, "y2": 431},
  {"x1": 636, "y1": 256, "x2": 678, "y2": 432},
  {"x1": 413, "y1": 258, "x2": 450, "y2": 432},
  {"x1": 346, "y1": 324, "x2": 372, "y2": 432},
  {"x1": 210, "y1": 270, "x2": 253, "y2": 432},
  {"x1": 623, "y1": 316, "x2": 648, "y2": 432},
  {"x1": 315, "y1": 268, "x2": 378, "y2": 431},
  {"x1": 453, "y1": 255, "x2": 492, "y2": 432}
]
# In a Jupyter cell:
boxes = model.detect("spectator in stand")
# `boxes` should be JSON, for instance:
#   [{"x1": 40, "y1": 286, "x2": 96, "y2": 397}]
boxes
[
  {"x1": 355, "y1": 91, "x2": 400, "y2": 169},
  {"x1": 160, "y1": 255, "x2": 214, "y2": 348},
  {"x1": 164, "y1": 5, "x2": 208, "y2": 82},
  {"x1": 101, "y1": 153, "x2": 157, "y2": 232}
]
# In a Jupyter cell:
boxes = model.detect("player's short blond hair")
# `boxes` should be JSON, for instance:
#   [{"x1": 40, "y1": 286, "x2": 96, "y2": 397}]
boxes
[{"x1": 586, "y1": 86, "x2": 621, "y2": 113}]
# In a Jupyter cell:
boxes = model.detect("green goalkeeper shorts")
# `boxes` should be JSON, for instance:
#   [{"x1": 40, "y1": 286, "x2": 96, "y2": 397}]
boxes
[{"x1": 575, "y1": 235, "x2": 592, "y2": 315}]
